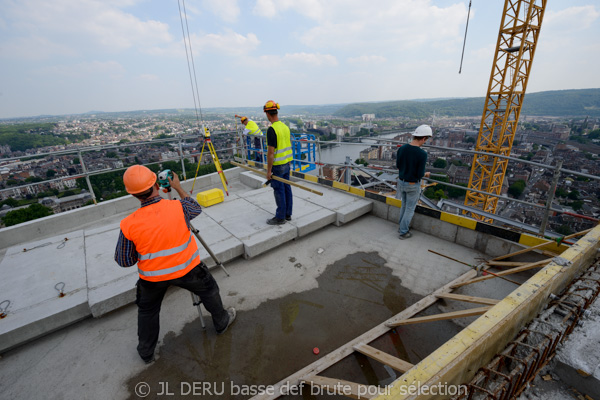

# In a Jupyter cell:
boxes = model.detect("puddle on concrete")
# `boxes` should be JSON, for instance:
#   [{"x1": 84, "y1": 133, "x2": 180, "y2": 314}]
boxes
[{"x1": 125, "y1": 252, "x2": 462, "y2": 399}]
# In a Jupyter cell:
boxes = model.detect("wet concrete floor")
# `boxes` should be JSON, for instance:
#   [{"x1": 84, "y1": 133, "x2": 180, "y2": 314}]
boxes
[{"x1": 126, "y1": 251, "x2": 464, "y2": 399}]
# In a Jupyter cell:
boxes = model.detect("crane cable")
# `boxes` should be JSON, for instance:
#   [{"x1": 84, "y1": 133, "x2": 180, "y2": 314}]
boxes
[
  {"x1": 459, "y1": 0, "x2": 472, "y2": 74},
  {"x1": 177, "y1": 0, "x2": 203, "y2": 127}
]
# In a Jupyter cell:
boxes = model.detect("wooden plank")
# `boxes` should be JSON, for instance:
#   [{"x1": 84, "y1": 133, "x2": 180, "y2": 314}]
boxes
[
  {"x1": 492, "y1": 228, "x2": 591, "y2": 261},
  {"x1": 231, "y1": 161, "x2": 323, "y2": 195},
  {"x1": 388, "y1": 306, "x2": 491, "y2": 326},
  {"x1": 353, "y1": 343, "x2": 414, "y2": 373},
  {"x1": 248, "y1": 268, "x2": 478, "y2": 400},
  {"x1": 452, "y1": 259, "x2": 551, "y2": 288},
  {"x1": 486, "y1": 261, "x2": 529, "y2": 267},
  {"x1": 303, "y1": 376, "x2": 376, "y2": 400},
  {"x1": 436, "y1": 293, "x2": 500, "y2": 306}
]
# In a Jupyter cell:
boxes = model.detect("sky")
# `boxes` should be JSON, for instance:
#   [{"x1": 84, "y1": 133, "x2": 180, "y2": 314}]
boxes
[{"x1": 1, "y1": 0, "x2": 599, "y2": 119}]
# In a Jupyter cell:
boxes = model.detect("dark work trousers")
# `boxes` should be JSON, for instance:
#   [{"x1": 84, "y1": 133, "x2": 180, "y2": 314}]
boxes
[
  {"x1": 253, "y1": 136, "x2": 262, "y2": 162},
  {"x1": 271, "y1": 163, "x2": 293, "y2": 220},
  {"x1": 135, "y1": 262, "x2": 229, "y2": 361}
]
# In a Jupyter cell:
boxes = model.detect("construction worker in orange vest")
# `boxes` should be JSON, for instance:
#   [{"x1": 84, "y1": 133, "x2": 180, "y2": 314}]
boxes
[{"x1": 114, "y1": 165, "x2": 236, "y2": 364}]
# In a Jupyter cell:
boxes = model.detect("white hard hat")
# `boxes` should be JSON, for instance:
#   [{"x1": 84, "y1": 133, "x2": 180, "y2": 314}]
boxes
[{"x1": 413, "y1": 125, "x2": 433, "y2": 137}]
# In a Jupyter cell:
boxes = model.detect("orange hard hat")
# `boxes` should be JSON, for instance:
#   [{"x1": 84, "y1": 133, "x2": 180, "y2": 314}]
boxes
[
  {"x1": 123, "y1": 165, "x2": 156, "y2": 194},
  {"x1": 263, "y1": 100, "x2": 280, "y2": 112},
  {"x1": 240, "y1": 116, "x2": 248, "y2": 123}
]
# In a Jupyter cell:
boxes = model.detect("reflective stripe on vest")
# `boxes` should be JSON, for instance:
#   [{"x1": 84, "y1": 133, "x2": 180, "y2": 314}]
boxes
[
  {"x1": 246, "y1": 120, "x2": 263, "y2": 136},
  {"x1": 137, "y1": 233, "x2": 193, "y2": 260},
  {"x1": 138, "y1": 249, "x2": 200, "y2": 277},
  {"x1": 272, "y1": 121, "x2": 293, "y2": 165},
  {"x1": 120, "y1": 199, "x2": 200, "y2": 282}
]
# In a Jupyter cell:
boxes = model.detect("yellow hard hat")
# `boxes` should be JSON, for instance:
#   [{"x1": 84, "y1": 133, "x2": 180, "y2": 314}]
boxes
[
  {"x1": 123, "y1": 165, "x2": 156, "y2": 194},
  {"x1": 240, "y1": 116, "x2": 248, "y2": 123},
  {"x1": 263, "y1": 100, "x2": 280, "y2": 112}
]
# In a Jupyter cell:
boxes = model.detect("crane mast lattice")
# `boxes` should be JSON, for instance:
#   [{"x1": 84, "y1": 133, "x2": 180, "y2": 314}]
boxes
[{"x1": 464, "y1": 0, "x2": 547, "y2": 222}]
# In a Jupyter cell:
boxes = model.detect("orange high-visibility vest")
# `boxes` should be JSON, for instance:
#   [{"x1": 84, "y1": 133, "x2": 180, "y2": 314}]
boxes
[{"x1": 120, "y1": 199, "x2": 200, "y2": 282}]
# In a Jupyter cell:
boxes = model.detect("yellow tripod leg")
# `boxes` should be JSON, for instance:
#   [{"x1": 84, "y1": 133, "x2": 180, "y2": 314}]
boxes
[
  {"x1": 208, "y1": 140, "x2": 229, "y2": 195},
  {"x1": 190, "y1": 140, "x2": 207, "y2": 194}
]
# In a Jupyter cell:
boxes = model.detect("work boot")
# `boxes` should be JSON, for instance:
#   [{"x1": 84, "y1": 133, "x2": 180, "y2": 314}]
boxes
[
  {"x1": 398, "y1": 232, "x2": 413, "y2": 240},
  {"x1": 217, "y1": 307, "x2": 236, "y2": 335},
  {"x1": 285, "y1": 215, "x2": 292, "y2": 221},
  {"x1": 141, "y1": 354, "x2": 155, "y2": 364},
  {"x1": 266, "y1": 217, "x2": 286, "y2": 225}
]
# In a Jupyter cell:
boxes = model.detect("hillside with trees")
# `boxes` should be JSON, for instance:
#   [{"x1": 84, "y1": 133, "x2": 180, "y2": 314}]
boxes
[
  {"x1": 0, "y1": 123, "x2": 90, "y2": 152},
  {"x1": 333, "y1": 88, "x2": 600, "y2": 118}
]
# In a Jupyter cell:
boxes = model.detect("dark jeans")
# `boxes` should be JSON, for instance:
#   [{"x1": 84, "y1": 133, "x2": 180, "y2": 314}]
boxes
[
  {"x1": 271, "y1": 163, "x2": 293, "y2": 220},
  {"x1": 135, "y1": 262, "x2": 228, "y2": 360}
]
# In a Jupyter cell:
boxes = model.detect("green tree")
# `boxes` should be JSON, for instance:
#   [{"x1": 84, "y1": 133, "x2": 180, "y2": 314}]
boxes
[
  {"x1": 433, "y1": 158, "x2": 447, "y2": 168},
  {"x1": 570, "y1": 200, "x2": 583, "y2": 211},
  {"x1": 2, "y1": 203, "x2": 53, "y2": 227},
  {"x1": 354, "y1": 158, "x2": 369, "y2": 166},
  {"x1": 1, "y1": 198, "x2": 19, "y2": 207},
  {"x1": 447, "y1": 184, "x2": 468, "y2": 198},
  {"x1": 555, "y1": 224, "x2": 572, "y2": 235},
  {"x1": 46, "y1": 169, "x2": 57, "y2": 178},
  {"x1": 555, "y1": 187, "x2": 568, "y2": 197},
  {"x1": 106, "y1": 151, "x2": 118, "y2": 158},
  {"x1": 567, "y1": 190, "x2": 579, "y2": 200},
  {"x1": 508, "y1": 180, "x2": 526, "y2": 198}
]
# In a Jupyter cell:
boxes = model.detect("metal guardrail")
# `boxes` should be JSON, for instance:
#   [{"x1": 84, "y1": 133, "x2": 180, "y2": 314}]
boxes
[{"x1": 1, "y1": 130, "x2": 598, "y2": 236}]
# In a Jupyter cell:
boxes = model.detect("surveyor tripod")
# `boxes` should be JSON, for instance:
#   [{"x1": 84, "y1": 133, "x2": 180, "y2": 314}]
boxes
[{"x1": 189, "y1": 222, "x2": 230, "y2": 330}]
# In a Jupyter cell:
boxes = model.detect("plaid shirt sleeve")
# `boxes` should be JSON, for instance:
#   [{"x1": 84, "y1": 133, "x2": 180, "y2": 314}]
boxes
[
  {"x1": 180, "y1": 197, "x2": 203, "y2": 225},
  {"x1": 114, "y1": 230, "x2": 138, "y2": 268}
]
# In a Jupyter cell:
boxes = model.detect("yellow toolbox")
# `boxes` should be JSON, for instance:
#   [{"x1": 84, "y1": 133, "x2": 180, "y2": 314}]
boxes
[{"x1": 196, "y1": 188, "x2": 224, "y2": 207}]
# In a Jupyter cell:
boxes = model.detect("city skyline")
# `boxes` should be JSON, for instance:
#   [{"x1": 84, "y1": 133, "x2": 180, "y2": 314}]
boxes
[{"x1": 1, "y1": 0, "x2": 599, "y2": 119}]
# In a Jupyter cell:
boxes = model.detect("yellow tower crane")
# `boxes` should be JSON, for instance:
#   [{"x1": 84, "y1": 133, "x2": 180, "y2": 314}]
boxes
[{"x1": 464, "y1": 0, "x2": 547, "y2": 222}]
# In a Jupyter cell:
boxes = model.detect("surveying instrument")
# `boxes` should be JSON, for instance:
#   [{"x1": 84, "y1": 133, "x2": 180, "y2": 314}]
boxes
[
  {"x1": 190, "y1": 127, "x2": 229, "y2": 196},
  {"x1": 158, "y1": 167, "x2": 230, "y2": 329}
]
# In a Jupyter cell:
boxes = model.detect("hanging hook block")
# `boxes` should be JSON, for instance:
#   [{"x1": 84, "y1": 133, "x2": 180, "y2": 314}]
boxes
[{"x1": 55, "y1": 282, "x2": 66, "y2": 298}]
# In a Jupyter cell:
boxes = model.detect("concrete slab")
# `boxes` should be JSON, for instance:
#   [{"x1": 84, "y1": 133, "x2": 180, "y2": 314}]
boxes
[
  {"x1": 239, "y1": 171, "x2": 264, "y2": 189},
  {"x1": 0, "y1": 231, "x2": 90, "y2": 352},
  {"x1": 84, "y1": 222, "x2": 137, "y2": 318},
  {"x1": 243, "y1": 188, "x2": 337, "y2": 238},
  {"x1": 200, "y1": 196, "x2": 296, "y2": 258},
  {"x1": 190, "y1": 213, "x2": 244, "y2": 266},
  {"x1": 0, "y1": 213, "x2": 492, "y2": 400},
  {"x1": 293, "y1": 182, "x2": 373, "y2": 225}
]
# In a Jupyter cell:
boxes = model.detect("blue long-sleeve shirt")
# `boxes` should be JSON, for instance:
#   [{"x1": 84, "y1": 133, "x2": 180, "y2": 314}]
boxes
[
  {"x1": 114, "y1": 196, "x2": 203, "y2": 268},
  {"x1": 396, "y1": 144, "x2": 428, "y2": 183}
]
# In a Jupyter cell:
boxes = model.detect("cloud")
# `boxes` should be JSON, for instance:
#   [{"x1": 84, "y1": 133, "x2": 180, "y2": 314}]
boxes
[
  {"x1": 283, "y1": 52, "x2": 338, "y2": 66},
  {"x1": 253, "y1": 0, "x2": 325, "y2": 20},
  {"x1": 249, "y1": 52, "x2": 337, "y2": 68},
  {"x1": 4, "y1": 0, "x2": 174, "y2": 57},
  {"x1": 191, "y1": 30, "x2": 260, "y2": 56},
  {"x1": 137, "y1": 74, "x2": 159, "y2": 81},
  {"x1": 201, "y1": 0, "x2": 240, "y2": 23},
  {"x1": 545, "y1": 5, "x2": 599, "y2": 31},
  {"x1": 297, "y1": 1, "x2": 467, "y2": 51},
  {"x1": 35, "y1": 60, "x2": 125, "y2": 79},
  {"x1": 0, "y1": 36, "x2": 76, "y2": 60},
  {"x1": 347, "y1": 55, "x2": 387, "y2": 65}
]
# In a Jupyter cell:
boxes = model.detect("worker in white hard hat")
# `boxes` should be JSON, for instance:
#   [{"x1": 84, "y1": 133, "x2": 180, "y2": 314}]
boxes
[{"x1": 395, "y1": 125, "x2": 432, "y2": 239}]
